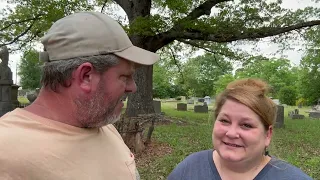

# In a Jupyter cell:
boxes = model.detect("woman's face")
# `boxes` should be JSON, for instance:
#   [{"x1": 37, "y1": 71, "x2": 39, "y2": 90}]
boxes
[{"x1": 213, "y1": 99, "x2": 272, "y2": 163}]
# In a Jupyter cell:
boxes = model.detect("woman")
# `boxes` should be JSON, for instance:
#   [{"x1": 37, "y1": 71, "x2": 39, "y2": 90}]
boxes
[{"x1": 168, "y1": 78, "x2": 312, "y2": 180}]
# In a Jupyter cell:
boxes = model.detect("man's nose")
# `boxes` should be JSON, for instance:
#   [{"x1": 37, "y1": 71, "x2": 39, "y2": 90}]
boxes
[{"x1": 125, "y1": 80, "x2": 137, "y2": 93}]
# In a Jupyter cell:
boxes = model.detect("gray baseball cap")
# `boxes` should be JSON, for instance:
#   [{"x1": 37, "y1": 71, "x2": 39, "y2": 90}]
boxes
[{"x1": 39, "y1": 12, "x2": 159, "y2": 65}]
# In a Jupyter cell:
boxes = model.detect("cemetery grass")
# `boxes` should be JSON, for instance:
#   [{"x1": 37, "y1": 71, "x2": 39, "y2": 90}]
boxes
[
  {"x1": 18, "y1": 96, "x2": 29, "y2": 104},
  {"x1": 137, "y1": 102, "x2": 320, "y2": 180}
]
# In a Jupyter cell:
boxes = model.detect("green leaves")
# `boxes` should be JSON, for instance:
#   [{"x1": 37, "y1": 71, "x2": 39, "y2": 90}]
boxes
[
  {"x1": 278, "y1": 86, "x2": 297, "y2": 105},
  {"x1": 0, "y1": 0, "x2": 94, "y2": 50},
  {"x1": 129, "y1": 15, "x2": 169, "y2": 36},
  {"x1": 17, "y1": 48, "x2": 42, "y2": 89},
  {"x1": 235, "y1": 56, "x2": 298, "y2": 98},
  {"x1": 179, "y1": 53, "x2": 233, "y2": 97}
]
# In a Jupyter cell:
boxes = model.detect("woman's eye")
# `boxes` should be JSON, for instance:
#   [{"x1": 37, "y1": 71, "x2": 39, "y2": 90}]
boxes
[
  {"x1": 242, "y1": 124, "x2": 253, "y2": 129},
  {"x1": 219, "y1": 119, "x2": 229, "y2": 124}
]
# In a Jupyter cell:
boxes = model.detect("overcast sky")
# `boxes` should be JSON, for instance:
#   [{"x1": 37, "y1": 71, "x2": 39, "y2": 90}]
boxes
[{"x1": 0, "y1": 0, "x2": 319, "y2": 84}]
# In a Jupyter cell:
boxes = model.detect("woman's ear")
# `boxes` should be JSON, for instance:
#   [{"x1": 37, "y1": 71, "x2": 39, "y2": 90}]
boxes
[{"x1": 265, "y1": 125, "x2": 273, "y2": 147}]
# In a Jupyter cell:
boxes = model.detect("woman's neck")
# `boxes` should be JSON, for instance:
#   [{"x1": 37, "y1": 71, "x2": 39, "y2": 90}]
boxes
[{"x1": 213, "y1": 151, "x2": 271, "y2": 180}]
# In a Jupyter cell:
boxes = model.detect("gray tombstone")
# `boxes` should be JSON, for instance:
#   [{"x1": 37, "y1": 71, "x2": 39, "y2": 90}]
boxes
[
  {"x1": 0, "y1": 46, "x2": 14, "y2": 117},
  {"x1": 187, "y1": 99, "x2": 194, "y2": 104},
  {"x1": 194, "y1": 104, "x2": 208, "y2": 113},
  {"x1": 204, "y1": 96, "x2": 211, "y2": 104},
  {"x1": 291, "y1": 114, "x2": 305, "y2": 119},
  {"x1": 177, "y1": 103, "x2": 187, "y2": 111},
  {"x1": 289, "y1": 108, "x2": 304, "y2": 119},
  {"x1": 11, "y1": 84, "x2": 20, "y2": 108},
  {"x1": 309, "y1": 112, "x2": 320, "y2": 118},
  {"x1": 275, "y1": 105, "x2": 284, "y2": 128},
  {"x1": 306, "y1": 101, "x2": 320, "y2": 118},
  {"x1": 153, "y1": 100, "x2": 161, "y2": 114}
]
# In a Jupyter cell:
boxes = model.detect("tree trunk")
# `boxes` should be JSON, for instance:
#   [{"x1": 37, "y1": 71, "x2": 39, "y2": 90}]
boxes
[
  {"x1": 126, "y1": 65, "x2": 154, "y2": 116},
  {"x1": 114, "y1": 0, "x2": 170, "y2": 153},
  {"x1": 117, "y1": 36, "x2": 156, "y2": 153}
]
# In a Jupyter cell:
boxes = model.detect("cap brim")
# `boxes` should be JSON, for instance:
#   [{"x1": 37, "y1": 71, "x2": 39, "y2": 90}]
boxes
[{"x1": 114, "y1": 45, "x2": 160, "y2": 65}]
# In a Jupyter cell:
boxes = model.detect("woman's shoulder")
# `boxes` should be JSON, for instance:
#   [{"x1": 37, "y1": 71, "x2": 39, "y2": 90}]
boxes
[
  {"x1": 184, "y1": 149, "x2": 213, "y2": 161},
  {"x1": 264, "y1": 157, "x2": 313, "y2": 180},
  {"x1": 167, "y1": 150, "x2": 216, "y2": 180}
]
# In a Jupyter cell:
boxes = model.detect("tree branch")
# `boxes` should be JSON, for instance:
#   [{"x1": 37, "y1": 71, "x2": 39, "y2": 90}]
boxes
[
  {"x1": 0, "y1": 21, "x2": 36, "y2": 47},
  {"x1": 177, "y1": 39, "x2": 224, "y2": 70},
  {"x1": 101, "y1": 0, "x2": 108, "y2": 13},
  {"x1": 167, "y1": 46, "x2": 184, "y2": 82},
  {"x1": 149, "y1": 0, "x2": 232, "y2": 51},
  {"x1": 171, "y1": 0, "x2": 232, "y2": 32},
  {"x1": 113, "y1": 0, "x2": 133, "y2": 21},
  {"x1": 178, "y1": 39, "x2": 229, "y2": 57},
  {"x1": 174, "y1": 20, "x2": 320, "y2": 42},
  {"x1": 185, "y1": 0, "x2": 232, "y2": 20},
  {"x1": 0, "y1": 14, "x2": 43, "y2": 32}
]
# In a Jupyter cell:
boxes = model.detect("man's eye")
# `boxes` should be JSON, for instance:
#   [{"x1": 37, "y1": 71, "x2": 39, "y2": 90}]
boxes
[{"x1": 120, "y1": 76, "x2": 128, "y2": 81}]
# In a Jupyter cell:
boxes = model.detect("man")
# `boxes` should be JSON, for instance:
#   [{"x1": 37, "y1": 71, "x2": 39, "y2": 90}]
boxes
[{"x1": 0, "y1": 12, "x2": 159, "y2": 180}]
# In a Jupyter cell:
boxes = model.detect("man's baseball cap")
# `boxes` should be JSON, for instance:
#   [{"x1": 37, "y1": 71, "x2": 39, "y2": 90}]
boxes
[{"x1": 39, "y1": 12, "x2": 159, "y2": 65}]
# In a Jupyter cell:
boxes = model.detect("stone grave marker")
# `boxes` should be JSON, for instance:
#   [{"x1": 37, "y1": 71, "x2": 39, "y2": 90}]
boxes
[
  {"x1": 288, "y1": 108, "x2": 305, "y2": 119},
  {"x1": 187, "y1": 99, "x2": 194, "y2": 104},
  {"x1": 153, "y1": 100, "x2": 161, "y2": 113},
  {"x1": 204, "y1": 96, "x2": 211, "y2": 105},
  {"x1": 177, "y1": 103, "x2": 187, "y2": 111},
  {"x1": 0, "y1": 46, "x2": 14, "y2": 117},
  {"x1": 194, "y1": 103, "x2": 208, "y2": 113},
  {"x1": 11, "y1": 84, "x2": 20, "y2": 108},
  {"x1": 275, "y1": 105, "x2": 284, "y2": 128}
]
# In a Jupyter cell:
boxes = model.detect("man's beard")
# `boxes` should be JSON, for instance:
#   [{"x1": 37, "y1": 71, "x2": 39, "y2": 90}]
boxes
[{"x1": 74, "y1": 82, "x2": 121, "y2": 128}]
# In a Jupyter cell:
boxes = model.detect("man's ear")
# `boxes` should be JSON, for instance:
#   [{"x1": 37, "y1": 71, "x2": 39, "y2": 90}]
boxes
[{"x1": 73, "y1": 63, "x2": 99, "y2": 93}]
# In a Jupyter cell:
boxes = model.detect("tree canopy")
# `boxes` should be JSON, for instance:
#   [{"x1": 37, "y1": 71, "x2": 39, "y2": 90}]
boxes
[{"x1": 18, "y1": 48, "x2": 42, "y2": 89}]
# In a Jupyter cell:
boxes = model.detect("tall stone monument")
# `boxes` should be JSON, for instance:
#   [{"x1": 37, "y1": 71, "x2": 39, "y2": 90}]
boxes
[
  {"x1": 275, "y1": 105, "x2": 284, "y2": 128},
  {"x1": 0, "y1": 46, "x2": 14, "y2": 117}
]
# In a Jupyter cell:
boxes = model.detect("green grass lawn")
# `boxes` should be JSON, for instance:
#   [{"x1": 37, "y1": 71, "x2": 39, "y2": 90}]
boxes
[
  {"x1": 18, "y1": 96, "x2": 29, "y2": 104},
  {"x1": 138, "y1": 102, "x2": 320, "y2": 180}
]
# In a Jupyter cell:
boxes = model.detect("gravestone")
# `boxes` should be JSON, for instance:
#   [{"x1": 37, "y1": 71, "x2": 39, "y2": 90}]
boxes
[
  {"x1": 18, "y1": 89, "x2": 27, "y2": 97},
  {"x1": 198, "y1": 98, "x2": 204, "y2": 103},
  {"x1": 291, "y1": 114, "x2": 305, "y2": 119},
  {"x1": 153, "y1": 100, "x2": 161, "y2": 113},
  {"x1": 0, "y1": 46, "x2": 14, "y2": 117},
  {"x1": 11, "y1": 84, "x2": 20, "y2": 108},
  {"x1": 307, "y1": 99, "x2": 320, "y2": 118},
  {"x1": 26, "y1": 89, "x2": 38, "y2": 104},
  {"x1": 194, "y1": 104, "x2": 208, "y2": 113},
  {"x1": 275, "y1": 105, "x2": 284, "y2": 128},
  {"x1": 309, "y1": 112, "x2": 320, "y2": 118},
  {"x1": 288, "y1": 108, "x2": 305, "y2": 119},
  {"x1": 204, "y1": 96, "x2": 211, "y2": 105},
  {"x1": 177, "y1": 103, "x2": 187, "y2": 111},
  {"x1": 187, "y1": 99, "x2": 194, "y2": 104}
]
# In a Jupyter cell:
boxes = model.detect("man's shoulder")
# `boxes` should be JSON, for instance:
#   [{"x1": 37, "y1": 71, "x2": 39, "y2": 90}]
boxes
[
  {"x1": 264, "y1": 157, "x2": 312, "y2": 180},
  {"x1": 102, "y1": 124, "x2": 124, "y2": 140}
]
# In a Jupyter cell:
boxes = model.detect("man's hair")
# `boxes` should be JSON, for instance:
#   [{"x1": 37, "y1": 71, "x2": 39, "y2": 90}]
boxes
[{"x1": 41, "y1": 54, "x2": 119, "y2": 91}]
